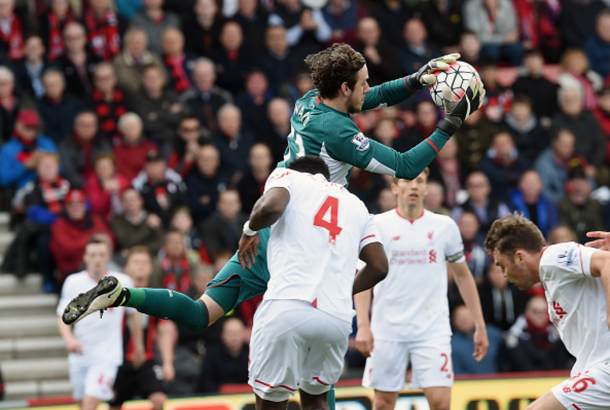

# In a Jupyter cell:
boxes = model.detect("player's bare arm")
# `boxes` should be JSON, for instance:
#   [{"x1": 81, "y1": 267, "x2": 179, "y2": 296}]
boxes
[
  {"x1": 57, "y1": 316, "x2": 83, "y2": 354},
  {"x1": 450, "y1": 261, "x2": 489, "y2": 361},
  {"x1": 353, "y1": 242, "x2": 388, "y2": 295},
  {"x1": 585, "y1": 231, "x2": 610, "y2": 251},
  {"x1": 126, "y1": 311, "x2": 146, "y2": 369},
  {"x1": 157, "y1": 321, "x2": 176, "y2": 381},
  {"x1": 238, "y1": 187, "x2": 291, "y2": 269},
  {"x1": 354, "y1": 288, "x2": 374, "y2": 357},
  {"x1": 589, "y1": 251, "x2": 610, "y2": 331}
]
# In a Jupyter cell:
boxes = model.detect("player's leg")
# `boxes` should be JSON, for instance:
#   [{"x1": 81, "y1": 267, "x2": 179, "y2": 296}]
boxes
[
  {"x1": 136, "y1": 361, "x2": 167, "y2": 410},
  {"x1": 543, "y1": 364, "x2": 610, "y2": 410},
  {"x1": 300, "y1": 390, "x2": 329, "y2": 410},
  {"x1": 108, "y1": 362, "x2": 137, "y2": 410},
  {"x1": 362, "y1": 340, "x2": 410, "y2": 410},
  {"x1": 148, "y1": 392, "x2": 168, "y2": 410},
  {"x1": 80, "y1": 395, "x2": 101, "y2": 410},
  {"x1": 255, "y1": 395, "x2": 288, "y2": 410},
  {"x1": 525, "y1": 391, "x2": 567, "y2": 410},
  {"x1": 409, "y1": 337, "x2": 453, "y2": 410},
  {"x1": 69, "y1": 363, "x2": 86, "y2": 408},
  {"x1": 422, "y1": 387, "x2": 451, "y2": 410},
  {"x1": 82, "y1": 365, "x2": 117, "y2": 410}
]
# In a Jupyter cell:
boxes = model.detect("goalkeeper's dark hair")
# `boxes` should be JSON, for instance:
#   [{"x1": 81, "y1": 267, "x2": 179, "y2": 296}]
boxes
[
  {"x1": 288, "y1": 156, "x2": 331, "y2": 180},
  {"x1": 305, "y1": 43, "x2": 366, "y2": 99}
]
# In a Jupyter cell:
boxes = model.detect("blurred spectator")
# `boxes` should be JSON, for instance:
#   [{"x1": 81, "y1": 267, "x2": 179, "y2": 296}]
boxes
[
  {"x1": 557, "y1": 166, "x2": 606, "y2": 243},
  {"x1": 91, "y1": 62, "x2": 128, "y2": 139},
  {"x1": 511, "y1": 49, "x2": 559, "y2": 126},
  {"x1": 258, "y1": 25, "x2": 304, "y2": 94},
  {"x1": 512, "y1": 0, "x2": 561, "y2": 62},
  {"x1": 534, "y1": 128, "x2": 576, "y2": 202},
  {"x1": 375, "y1": 186, "x2": 397, "y2": 214},
  {"x1": 2, "y1": 153, "x2": 69, "y2": 290},
  {"x1": 59, "y1": 110, "x2": 111, "y2": 188},
  {"x1": 13, "y1": 35, "x2": 59, "y2": 99},
  {"x1": 506, "y1": 296, "x2": 572, "y2": 371},
  {"x1": 369, "y1": 0, "x2": 413, "y2": 48},
  {"x1": 183, "y1": 0, "x2": 224, "y2": 58},
  {"x1": 129, "y1": 0, "x2": 180, "y2": 55},
  {"x1": 37, "y1": 68, "x2": 82, "y2": 143},
  {"x1": 198, "y1": 317, "x2": 248, "y2": 393},
  {"x1": 452, "y1": 171, "x2": 511, "y2": 235},
  {"x1": 396, "y1": 100, "x2": 438, "y2": 151},
  {"x1": 458, "y1": 211, "x2": 490, "y2": 280},
  {"x1": 132, "y1": 64, "x2": 183, "y2": 151},
  {"x1": 161, "y1": 28, "x2": 193, "y2": 95},
  {"x1": 423, "y1": 181, "x2": 450, "y2": 216},
  {"x1": 585, "y1": 10, "x2": 610, "y2": 80},
  {"x1": 110, "y1": 187, "x2": 165, "y2": 257},
  {"x1": 463, "y1": 0, "x2": 523, "y2": 66},
  {"x1": 235, "y1": 69, "x2": 272, "y2": 140},
  {"x1": 85, "y1": 152, "x2": 130, "y2": 219},
  {"x1": 429, "y1": 137, "x2": 464, "y2": 208},
  {"x1": 159, "y1": 230, "x2": 195, "y2": 292},
  {"x1": 548, "y1": 225, "x2": 578, "y2": 244},
  {"x1": 451, "y1": 305, "x2": 505, "y2": 375},
  {"x1": 479, "y1": 62, "x2": 513, "y2": 123},
  {"x1": 112, "y1": 28, "x2": 166, "y2": 94},
  {"x1": 559, "y1": 0, "x2": 606, "y2": 49},
  {"x1": 510, "y1": 170, "x2": 559, "y2": 238},
  {"x1": 50, "y1": 188, "x2": 114, "y2": 280},
  {"x1": 237, "y1": 143, "x2": 272, "y2": 214},
  {"x1": 478, "y1": 264, "x2": 527, "y2": 332},
  {"x1": 454, "y1": 109, "x2": 498, "y2": 172},
  {"x1": 169, "y1": 115, "x2": 207, "y2": 178},
  {"x1": 132, "y1": 150, "x2": 187, "y2": 227},
  {"x1": 0, "y1": 65, "x2": 37, "y2": 143},
  {"x1": 370, "y1": 117, "x2": 395, "y2": 147},
  {"x1": 321, "y1": 0, "x2": 363, "y2": 46},
  {"x1": 268, "y1": 0, "x2": 331, "y2": 54},
  {"x1": 419, "y1": 0, "x2": 464, "y2": 50},
  {"x1": 353, "y1": 17, "x2": 401, "y2": 86},
  {"x1": 84, "y1": 0, "x2": 122, "y2": 61},
  {"x1": 57, "y1": 22, "x2": 102, "y2": 100},
  {"x1": 211, "y1": 21, "x2": 255, "y2": 95},
  {"x1": 201, "y1": 188, "x2": 246, "y2": 259},
  {"x1": 558, "y1": 49, "x2": 603, "y2": 111},
  {"x1": 169, "y1": 206, "x2": 208, "y2": 264},
  {"x1": 0, "y1": 0, "x2": 24, "y2": 61},
  {"x1": 279, "y1": 67, "x2": 314, "y2": 106},
  {"x1": 504, "y1": 95, "x2": 548, "y2": 163},
  {"x1": 260, "y1": 97, "x2": 290, "y2": 163},
  {"x1": 458, "y1": 30, "x2": 482, "y2": 66},
  {"x1": 552, "y1": 87, "x2": 605, "y2": 172},
  {"x1": 113, "y1": 112, "x2": 158, "y2": 181},
  {"x1": 232, "y1": 0, "x2": 268, "y2": 54},
  {"x1": 0, "y1": 109, "x2": 57, "y2": 188},
  {"x1": 214, "y1": 104, "x2": 253, "y2": 179},
  {"x1": 179, "y1": 58, "x2": 233, "y2": 136},
  {"x1": 39, "y1": 0, "x2": 77, "y2": 62},
  {"x1": 398, "y1": 19, "x2": 442, "y2": 77},
  {"x1": 479, "y1": 131, "x2": 529, "y2": 203},
  {"x1": 185, "y1": 144, "x2": 227, "y2": 224}
]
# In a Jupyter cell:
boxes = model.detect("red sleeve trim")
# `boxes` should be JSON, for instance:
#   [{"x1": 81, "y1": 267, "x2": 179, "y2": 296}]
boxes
[
  {"x1": 404, "y1": 76, "x2": 418, "y2": 93},
  {"x1": 361, "y1": 234, "x2": 376, "y2": 242},
  {"x1": 425, "y1": 139, "x2": 439, "y2": 154}
]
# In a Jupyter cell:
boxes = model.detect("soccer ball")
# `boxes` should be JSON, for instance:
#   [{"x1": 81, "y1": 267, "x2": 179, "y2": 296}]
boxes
[{"x1": 430, "y1": 61, "x2": 481, "y2": 108}]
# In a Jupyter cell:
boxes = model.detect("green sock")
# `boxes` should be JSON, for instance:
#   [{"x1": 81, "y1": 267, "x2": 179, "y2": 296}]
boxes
[
  {"x1": 328, "y1": 384, "x2": 336, "y2": 410},
  {"x1": 125, "y1": 288, "x2": 209, "y2": 331}
]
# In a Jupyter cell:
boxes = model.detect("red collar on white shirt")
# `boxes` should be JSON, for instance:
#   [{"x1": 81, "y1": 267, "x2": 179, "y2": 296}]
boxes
[{"x1": 395, "y1": 208, "x2": 425, "y2": 224}]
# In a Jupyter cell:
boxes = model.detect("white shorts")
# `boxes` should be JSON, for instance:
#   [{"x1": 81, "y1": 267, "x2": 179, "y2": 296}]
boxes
[
  {"x1": 248, "y1": 300, "x2": 352, "y2": 402},
  {"x1": 69, "y1": 363, "x2": 118, "y2": 401},
  {"x1": 552, "y1": 362, "x2": 610, "y2": 410},
  {"x1": 362, "y1": 337, "x2": 453, "y2": 391}
]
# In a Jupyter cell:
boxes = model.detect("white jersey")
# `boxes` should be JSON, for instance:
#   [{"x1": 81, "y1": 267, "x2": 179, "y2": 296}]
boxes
[
  {"x1": 370, "y1": 209, "x2": 465, "y2": 342},
  {"x1": 264, "y1": 168, "x2": 380, "y2": 324},
  {"x1": 539, "y1": 242, "x2": 610, "y2": 375},
  {"x1": 57, "y1": 271, "x2": 134, "y2": 367}
]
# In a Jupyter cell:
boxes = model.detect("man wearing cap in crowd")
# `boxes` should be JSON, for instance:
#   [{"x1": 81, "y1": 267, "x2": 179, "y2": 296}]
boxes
[
  {"x1": 50, "y1": 189, "x2": 115, "y2": 283},
  {"x1": 0, "y1": 109, "x2": 57, "y2": 188}
]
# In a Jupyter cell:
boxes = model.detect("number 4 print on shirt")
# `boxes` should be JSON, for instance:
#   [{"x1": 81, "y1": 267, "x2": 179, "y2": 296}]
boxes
[{"x1": 314, "y1": 196, "x2": 342, "y2": 245}]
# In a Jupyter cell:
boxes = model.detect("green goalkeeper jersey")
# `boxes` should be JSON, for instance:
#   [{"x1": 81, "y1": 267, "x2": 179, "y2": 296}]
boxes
[{"x1": 277, "y1": 76, "x2": 452, "y2": 186}]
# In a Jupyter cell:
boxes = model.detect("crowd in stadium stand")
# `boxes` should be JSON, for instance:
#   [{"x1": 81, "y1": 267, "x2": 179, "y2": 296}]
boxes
[{"x1": 2, "y1": 0, "x2": 610, "y2": 395}]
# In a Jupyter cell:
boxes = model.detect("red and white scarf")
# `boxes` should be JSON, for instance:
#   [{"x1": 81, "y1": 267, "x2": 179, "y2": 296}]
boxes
[
  {"x1": 40, "y1": 178, "x2": 70, "y2": 214},
  {"x1": 0, "y1": 14, "x2": 24, "y2": 61},
  {"x1": 84, "y1": 8, "x2": 120, "y2": 61},
  {"x1": 47, "y1": 10, "x2": 75, "y2": 61}
]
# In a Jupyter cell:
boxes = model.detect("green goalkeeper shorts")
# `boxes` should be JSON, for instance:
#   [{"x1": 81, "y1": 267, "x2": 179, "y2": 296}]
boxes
[{"x1": 204, "y1": 227, "x2": 271, "y2": 313}]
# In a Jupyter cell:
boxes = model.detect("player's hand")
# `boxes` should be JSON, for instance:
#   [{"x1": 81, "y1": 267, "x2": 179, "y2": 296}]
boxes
[
  {"x1": 131, "y1": 347, "x2": 146, "y2": 370},
  {"x1": 437, "y1": 77, "x2": 486, "y2": 135},
  {"x1": 472, "y1": 326, "x2": 489, "y2": 362},
  {"x1": 238, "y1": 233, "x2": 260, "y2": 269},
  {"x1": 355, "y1": 326, "x2": 374, "y2": 357},
  {"x1": 162, "y1": 363, "x2": 175, "y2": 381},
  {"x1": 585, "y1": 231, "x2": 610, "y2": 251},
  {"x1": 411, "y1": 53, "x2": 461, "y2": 89},
  {"x1": 66, "y1": 338, "x2": 83, "y2": 354}
]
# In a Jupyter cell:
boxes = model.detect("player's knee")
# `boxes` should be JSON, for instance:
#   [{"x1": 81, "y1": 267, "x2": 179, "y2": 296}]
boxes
[
  {"x1": 148, "y1": 392, "x2": 167, "y2": 410},
  {"x1": 373, "y1": 392, "x2": 398, "y2": 410},
  {"x1": 300, "y1": 391, "x2": 329, "y2": 410},
  {"x1": 428, "y1": 400, "x2": 450, "y2": 410}
]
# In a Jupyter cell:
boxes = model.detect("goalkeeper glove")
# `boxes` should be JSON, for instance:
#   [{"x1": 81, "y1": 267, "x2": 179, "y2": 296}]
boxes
[
  {"x1": 410, "y1": 53, "x2": 461, "y2": 89},
  {"x1": 436, "y1": 77, "x2": 486, "y2": 136}
]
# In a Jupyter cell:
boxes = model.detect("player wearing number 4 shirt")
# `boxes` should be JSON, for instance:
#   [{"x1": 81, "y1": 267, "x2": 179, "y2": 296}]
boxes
[
  {"x1": 355, "y1": 168, "x2": 488, "y2": 410},
  {"x1": 485, "y1": 215, "x2": 610, "y2": 410},
  {"x1": 238, "y1": 156, "x2": 388, "y2": 410}
]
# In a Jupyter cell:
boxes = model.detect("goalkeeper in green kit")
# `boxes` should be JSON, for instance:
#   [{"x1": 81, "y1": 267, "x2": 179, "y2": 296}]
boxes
[{"x1": 62, "y1": 44, "x2": 484, "y2": 406}]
